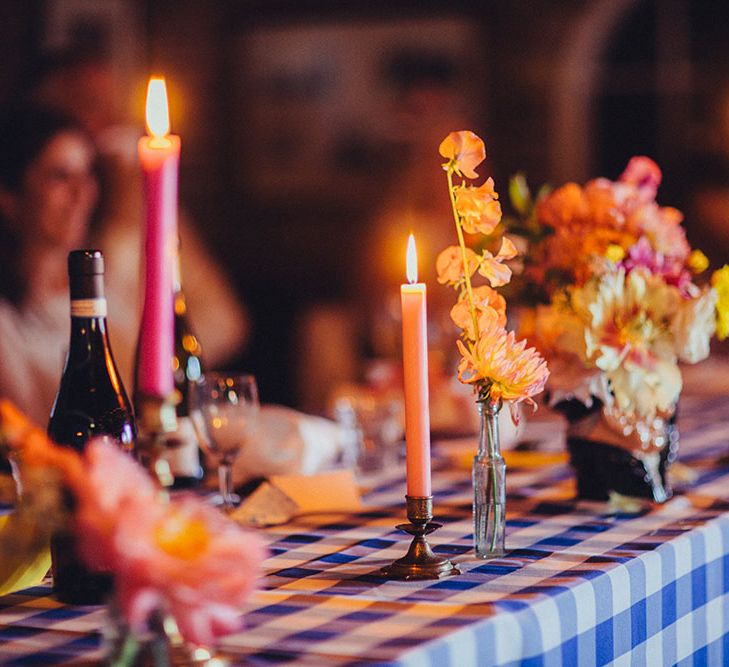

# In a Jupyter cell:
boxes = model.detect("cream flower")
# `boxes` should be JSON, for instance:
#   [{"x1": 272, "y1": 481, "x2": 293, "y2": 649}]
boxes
[
  {"x1": 672, "y1": 288, "x2": 717, "y2": 363},
  {"x1": 571, "y1": 266, "x2": 682, "y2": 420},
  {"x1": 608, "y1": 358, "x2": 682, "y2": 420}
]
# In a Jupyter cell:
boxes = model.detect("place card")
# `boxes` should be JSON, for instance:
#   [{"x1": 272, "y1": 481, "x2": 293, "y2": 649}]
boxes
[{"x1": 232, "y1": 469, "x2": 363, "y2": 527}]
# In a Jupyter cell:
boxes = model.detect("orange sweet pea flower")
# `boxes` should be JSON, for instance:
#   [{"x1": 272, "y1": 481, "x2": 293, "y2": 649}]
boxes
[
  {"x1": 439, "y1": 130, "x2": 486, "y2": 179},
  {"x1": 455, "y1": 178, "x2": 503, "y2": 235},
  {"x1": 436, "y1": 245, "x2": 479, "y2": 285},
  {"x1": 477, "y1": 237, "x2": 518, "y2": 287},
  {"x1": 438, "y1": 129, "x2": 548, "y2": 409},
  {"x1": 450, "y1": 285, "x2": 507, "y2": 339}
]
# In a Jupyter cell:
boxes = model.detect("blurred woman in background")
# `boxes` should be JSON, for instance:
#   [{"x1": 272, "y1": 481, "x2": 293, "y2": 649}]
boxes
[{"x1": 0, "y1": 104, "x2": 98, "y2": 424}]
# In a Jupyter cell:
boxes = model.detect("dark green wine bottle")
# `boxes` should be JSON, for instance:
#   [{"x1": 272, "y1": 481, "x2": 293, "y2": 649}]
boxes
[{"x1": 47, "y1": 249, "x2": 136, "y2": 604}]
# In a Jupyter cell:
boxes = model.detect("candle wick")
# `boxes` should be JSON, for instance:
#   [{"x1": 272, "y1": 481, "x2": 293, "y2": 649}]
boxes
[{"x1": 148, "y1": 136, "x2": 173, "y2": 149}]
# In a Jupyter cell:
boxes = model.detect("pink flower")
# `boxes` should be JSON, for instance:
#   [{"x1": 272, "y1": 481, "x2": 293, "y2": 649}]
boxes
[
  {"x1": 626, "y1": 203, "x2": 690, "y2": 262},
  {"x1": 620, "y1": 156, "x2": 662, "y2": 202},
  {"x1": 439, "y1": 131, "x2": 486, "y2": 179},
  {"x1": 622, "y1": 236, "x2": 693, "y2": 295},
  {"x1": 74, "y1": 438, "x2": 158, "y2": 570},
  {"x1": 74, "y1": 440, "x2": 266, "y2": 647}
]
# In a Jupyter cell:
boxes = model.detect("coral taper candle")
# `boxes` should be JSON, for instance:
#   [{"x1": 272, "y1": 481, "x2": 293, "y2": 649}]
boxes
[
  {"x1": 401, "y1": 234, "x2": 432, "y2": 497},
  {"x1": 137, "y1": 77, "x2": 180, "y2": 398}
]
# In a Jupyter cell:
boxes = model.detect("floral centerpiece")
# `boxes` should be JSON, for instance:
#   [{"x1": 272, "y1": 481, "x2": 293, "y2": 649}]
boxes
[
  {"x1": 436, "y1": 131, "x2": 549, "y2": 557},
  {"x1": 507, "y1": 157, "x2": 729, "y2": 504},
  {"x1": 0, "y1": 400, "x2": 265, "y2": 665}
]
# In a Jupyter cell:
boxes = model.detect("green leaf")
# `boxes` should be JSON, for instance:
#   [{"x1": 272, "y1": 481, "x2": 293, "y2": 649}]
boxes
[{"x1": 508, "y1": 173, "x2": 532, "y2": 217}]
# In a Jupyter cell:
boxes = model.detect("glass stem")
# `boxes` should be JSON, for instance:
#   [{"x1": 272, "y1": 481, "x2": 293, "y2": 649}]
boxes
[{"x1": 219, "y1": 461, "x2": 234, "y2": 510}]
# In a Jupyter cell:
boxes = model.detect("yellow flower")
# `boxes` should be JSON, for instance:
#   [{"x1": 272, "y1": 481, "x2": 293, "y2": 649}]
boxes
[
  {"x1": 456, "y1": 316, "x2": 549, "y2": 406},
  {"x1": 439, "y1": 130, "x2": 486, "y2": 179},
  {"x1": 454, "y1": 178, "x2": 502, "y2": 235},
  {"x1": 712, "y1": 265, "x2": 729, "y2": 340},
  {"x1": 688, "y1": 249, "x2": 709, "y2": 274},
  {"x1": 605, "y1": 244, "x2": 625, "y2": 263}
]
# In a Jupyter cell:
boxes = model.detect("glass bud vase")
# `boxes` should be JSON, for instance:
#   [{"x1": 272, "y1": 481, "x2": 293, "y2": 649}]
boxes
[{"x1": 473, "y1": 400, "x2": 506, "y2": 558}]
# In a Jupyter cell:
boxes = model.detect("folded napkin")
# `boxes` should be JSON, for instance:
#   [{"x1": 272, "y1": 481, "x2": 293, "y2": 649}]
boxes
[
  {"x1": 231, "y1": 405, "x2": 346, "y2": 485},
  {"x1": 232, "y1": 469, "x2": 363, "y2": 527},
  {"x1": 0, "y1": 513, "x2": 51, "y2": 596}
]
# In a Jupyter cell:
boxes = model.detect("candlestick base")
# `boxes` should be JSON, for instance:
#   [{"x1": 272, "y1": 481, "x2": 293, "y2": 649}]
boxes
[
  {"x1": 135, "y1": 392, "x2": 179, "y2": 487},
  {"x1": 380, "y1": 495, "x2": 460, "y2": 580}
]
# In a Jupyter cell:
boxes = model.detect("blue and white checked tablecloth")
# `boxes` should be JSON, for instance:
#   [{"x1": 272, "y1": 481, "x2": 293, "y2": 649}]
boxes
[{"x1": 1, "y1": 391, "x2": 728, "y2": 666}]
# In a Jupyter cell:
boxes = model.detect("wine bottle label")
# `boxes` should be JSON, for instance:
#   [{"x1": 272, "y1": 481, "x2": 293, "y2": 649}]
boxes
[{"x1": 70, "y1": 298, "x2": 108, "y2": 318}]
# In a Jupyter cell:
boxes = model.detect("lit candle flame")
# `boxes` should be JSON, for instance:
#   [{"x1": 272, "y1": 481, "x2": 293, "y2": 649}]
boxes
[
  {"x1": 406, "y1": 233, "x2": 418, "y2": 284},
  {"x1": 145, "y1": 77, "x2": 170, "y2": 140}
]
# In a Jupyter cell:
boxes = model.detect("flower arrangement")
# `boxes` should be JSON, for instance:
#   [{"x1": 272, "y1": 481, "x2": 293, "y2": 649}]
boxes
[
  {"x1": 436, "y1": 130, "x2": 549, "y2": 557},
  {"x1": 0, "y1": 400, "x2": 265, "y2": 657},
  {"x1": 436, "y1": 130, "x2": 549, "y2": 414},
  {"x1": 510, "y1": 157, "x2": 728, "y2": 435}
]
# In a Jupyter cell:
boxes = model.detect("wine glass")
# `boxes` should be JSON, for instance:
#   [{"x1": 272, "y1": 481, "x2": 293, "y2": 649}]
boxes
[{"x1": 191, "y1": 372, "x2": 260, "y2": 511}]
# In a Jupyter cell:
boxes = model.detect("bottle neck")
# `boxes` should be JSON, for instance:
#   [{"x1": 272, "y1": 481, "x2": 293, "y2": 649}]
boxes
[
  {"x1": 477, "y1": 401, "x2": 502, "y2": 460},
  {"x1": 70, "y1": 296, "x2": 108, "y2": 319},
  {"x1": 68, "y1": 292, "x2": 112, "y2": 358}
]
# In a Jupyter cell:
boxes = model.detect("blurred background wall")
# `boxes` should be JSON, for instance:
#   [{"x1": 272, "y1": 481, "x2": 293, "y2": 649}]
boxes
[{"x1": 1, "y1": 0, "x2": 728, "y2": 407}]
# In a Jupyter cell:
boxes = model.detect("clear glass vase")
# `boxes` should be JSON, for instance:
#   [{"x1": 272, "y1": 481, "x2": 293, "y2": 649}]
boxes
[
  {"x1": 103, "y1": 595, "x2": 224, "y2": 666},
  {"x1": 472, "y1": 400, "x2": 506, "y2": 558}
]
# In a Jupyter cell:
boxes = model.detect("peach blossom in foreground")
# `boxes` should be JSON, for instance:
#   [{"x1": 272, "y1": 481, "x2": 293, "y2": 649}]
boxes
[
  {"x1": 439, "y1": 130, "x2": 485, "y2": 179},
  {"x1": 75, "y1": 439, "x2": 266, "y2": 647}
]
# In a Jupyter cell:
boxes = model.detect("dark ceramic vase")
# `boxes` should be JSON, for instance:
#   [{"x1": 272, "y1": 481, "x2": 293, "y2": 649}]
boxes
[{"x1": 555, "y1": 398, "x2": 679, "y2": 503}]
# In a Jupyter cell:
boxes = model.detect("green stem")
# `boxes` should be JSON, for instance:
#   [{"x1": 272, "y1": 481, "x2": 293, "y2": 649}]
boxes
[
  {"x1": 446, "y1": 169, "x2": 480, "y2": 344},
  {"x1": 483, "y1": 399, "x2": 502, "y2": 553}
]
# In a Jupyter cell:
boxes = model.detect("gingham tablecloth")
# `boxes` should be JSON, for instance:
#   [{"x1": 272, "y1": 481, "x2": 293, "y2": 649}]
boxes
[{"x1": 1, "y1": 393, "x2": 728, "y2": 666}]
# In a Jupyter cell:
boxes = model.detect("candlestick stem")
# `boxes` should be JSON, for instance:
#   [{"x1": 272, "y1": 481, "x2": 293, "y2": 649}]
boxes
[
  {"x1": 380, "y1": 495, "x2": 460, "y2": 580},
  {"x1": 135, "y1": 392, "x2": 178, "y2": 487}
]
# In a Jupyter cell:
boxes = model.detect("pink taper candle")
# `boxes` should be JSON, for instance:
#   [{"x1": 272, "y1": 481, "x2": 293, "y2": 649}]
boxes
[
  {"x1": 137, "y1": 77, "x2": 180, "y2": 398},
  {"x1": 401, "y1": 234, "x2": 432, "y2": 497}
]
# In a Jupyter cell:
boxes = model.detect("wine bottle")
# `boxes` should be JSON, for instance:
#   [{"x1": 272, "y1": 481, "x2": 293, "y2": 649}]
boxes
[
  {"x1": 165, "y1": 252, "x2": 205, "y2": 488},
  {"x1": 48, "y1": 249, "x2": 136, "y2": 604}
]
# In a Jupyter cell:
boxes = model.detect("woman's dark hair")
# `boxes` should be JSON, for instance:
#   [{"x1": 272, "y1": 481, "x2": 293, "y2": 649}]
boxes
[
  {"x1": 0, "y1": 104, "x2": 89, "y2": 304},
  {"x1": 0, "y1": 104, "x2": 83, "y2": 192}
]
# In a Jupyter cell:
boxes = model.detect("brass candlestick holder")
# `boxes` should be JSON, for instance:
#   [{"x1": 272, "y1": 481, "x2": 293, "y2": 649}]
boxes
[
  {"x1": 381, "y1": 495, "x2": 460, "y2": 580},
  {"x1": 135, "y1": 392, "x2": 179, "y2": 488}
]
